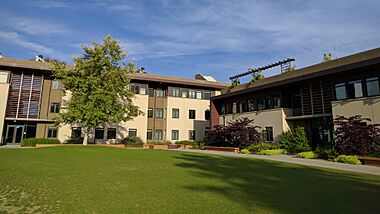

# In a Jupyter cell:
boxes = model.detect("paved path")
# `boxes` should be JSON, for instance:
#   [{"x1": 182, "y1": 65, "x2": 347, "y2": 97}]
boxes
[
  {"x1": 0, "y1": 144, "x2": 22, "y2": 148},
  {"x1": 173, "y1": 149, "x2": 380, "y2": 176}
]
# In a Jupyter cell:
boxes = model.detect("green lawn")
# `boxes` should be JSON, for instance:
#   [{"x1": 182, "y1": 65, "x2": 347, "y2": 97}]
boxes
[{"x1": 0, "y1": 147, "x2": 379, "y2": 213}]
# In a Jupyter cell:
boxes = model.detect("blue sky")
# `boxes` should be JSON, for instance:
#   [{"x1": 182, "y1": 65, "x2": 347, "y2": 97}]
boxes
[{"x1": 0, "y1": 0, "x2": 379, "y2": 82}]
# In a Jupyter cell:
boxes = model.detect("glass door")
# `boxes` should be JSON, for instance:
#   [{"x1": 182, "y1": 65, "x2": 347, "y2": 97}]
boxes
[{"x1": 5, "y1": 125, "x2": 24, "y2": 144}]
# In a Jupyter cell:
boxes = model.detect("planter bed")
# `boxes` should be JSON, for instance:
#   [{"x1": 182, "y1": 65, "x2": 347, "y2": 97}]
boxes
[
  {"x1": 36, "y1": 144, "x2": 125, "y2": 149},
  {"x1": 142, "y1": 144, "x2": 169, "y2": 150},
  {"x1": 359, "y1": 157, "x2": 380, "y2": 167},
  {"x1": 204, "y1": 146, "x2": 240, "y2": 153}
]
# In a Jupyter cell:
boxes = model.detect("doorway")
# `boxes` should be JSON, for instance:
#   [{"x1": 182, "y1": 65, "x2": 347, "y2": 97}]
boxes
[{"x1": 5, "y1": 125, "x2": 24, "y2": 144}]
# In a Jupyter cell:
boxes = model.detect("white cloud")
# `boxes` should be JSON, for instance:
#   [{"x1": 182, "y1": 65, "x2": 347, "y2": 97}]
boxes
[
  {"x1": 28, "y1": 1, "x2": 73, "y2": 9},
  {"x1": 0, "y1": 31, "x2": 55, "y2": 55}
]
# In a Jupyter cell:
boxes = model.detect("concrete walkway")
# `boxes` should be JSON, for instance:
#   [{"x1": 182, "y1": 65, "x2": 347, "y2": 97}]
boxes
[{"x1": 173, "y1": 149, "x2": 380, "y2": 176}]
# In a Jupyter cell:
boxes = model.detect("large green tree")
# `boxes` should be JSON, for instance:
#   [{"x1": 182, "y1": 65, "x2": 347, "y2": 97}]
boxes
[{"x1": 52, "y1": 35, "x2": 141, "y2": 145}]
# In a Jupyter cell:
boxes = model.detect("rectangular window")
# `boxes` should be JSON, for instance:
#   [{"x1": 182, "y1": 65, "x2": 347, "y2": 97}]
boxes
[
  {"x1": 50, "y1": 103, "x2": 60, "y2": 113},
  {"x1": 189, "y1": 90, "x2": 196, "y2": 99},
  {"x1": 248, "y1": 99, "x2": 255, "y2": 111},
  {"x1": 147, "y1": 108, "x2": 153, "y2": 118},
  {"x1": 172, "y1": 88, "x2": 180, "y2": 97},
  {"x1": 139, "y1": 87, "x2": 147, "y2": 95},
  {"x1": 196, "y1": 91, "x2": 202, "y2": 99},
  {"x1": 71, "y1": 127, "x2": 81, "y2": 138},
  {"x1": 132, "y1": 84, "x2": 139, "y2": 94},
  {"x1": 205, "y1": 110, "x2": 210, "y2": 120},
  {"x1": 335, "y1": 83, "x2": 347, "y2": 100},
  {"x1": 225, "y1": 103, "x2": 232, "y2": 114},
  {"x1": 265, "y1": 97, "x2": 274, "y2": 109},
  {"x1": 0, "y1": 71, "x2": 10, "y2": 83},
  {"x1": 171, "y1": 130, "x2": 179, "y2": 140},
  {"x1": 241, "y1": 101, "x2": 249, "y2": 112},
  {"x1": 52, "y1": 80, "x2": 62, "y2": 90},
  {"x1": 257, "y1": 97, "x2": 265, "y2": 110},
  {"x1": 155, "y1": 130, "x2": 163, "y2": 140},
  {"x1": 366, "y1": 77, "x2": 380, "y2": 96},
  {"x1": 273, "y1": 96, "x2": 281, "y2": 108},
  {"x1": 221, "y1": 105, "x2": 226, "y2": 115},
  {"x1": 189, "y1": 110, "x2": 196, "y2": 119},
  {"x1": 182, "y1": 89, "x2": 188, "y2": 98},
  {"x1": 204, "y1": 91, "x2": 211, "y2": 100},
  {"x1": 265, "y1": 127, "x2": 273, "y2": 141},
  {"x1": 347, "y1": 80, "x2": 363, "y2": 98},
  {"x1": 107, "y1": 128, "x2": 116, "y2": 139},
  {"x1": 147, "y1": 129, "x2": 152, "y2": 140},
  {"x1": 189, "y1": 130, "x2": 196, "y2": 140},
  {"x1": 148, "y1": 88, "x2": 154, "y2": 97},
  {"x1": 172, "y1": 108, "x2": 179, "y2": 118},
  {"x1": 156, "y1": 89, "x2": 164, "y2": 97},
  {"x1": 95, "y1": 128, "x2": 104, "y2": 139},
  {"x1": 156, "y1": 108, "x2": 163, "y2": 118},
  {"x1": 47, "y1": 127, "x2": 58, "y2": 138},
  {"x1": 128, "y1": 129, "x2": 137, "y2": 137}
]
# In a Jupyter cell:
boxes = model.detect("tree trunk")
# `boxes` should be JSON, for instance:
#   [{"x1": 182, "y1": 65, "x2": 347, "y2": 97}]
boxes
[{"x1": 83, "y1": 127, "x2": 88, "y2": 145}]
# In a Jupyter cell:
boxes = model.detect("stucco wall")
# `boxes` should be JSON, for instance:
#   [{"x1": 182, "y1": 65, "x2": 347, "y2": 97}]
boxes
[
  {"x1": 166, "y1": 97, "x2": 210, "y2": 141},
  {"x1": 331, "y1": 96, "x2": 380, "y2": 123},
  {"x1": 219, "y1": 108, "x2": 292, "y2": 139},
  {"x1": 0, "y1": 83, "x2": 10, "y2": 143}
]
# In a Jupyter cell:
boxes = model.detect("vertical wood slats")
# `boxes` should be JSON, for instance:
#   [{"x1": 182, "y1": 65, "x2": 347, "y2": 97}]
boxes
[{"x1": 301, "y1": 79, "x2": 333, "y2": 116}]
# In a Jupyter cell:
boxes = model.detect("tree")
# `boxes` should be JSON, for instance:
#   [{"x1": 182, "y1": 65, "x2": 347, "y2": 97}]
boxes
[
  {"x1": 323, "y1": 53, "x2": 333, "y2": 62},
  {"x1": 334, "y1": 115, "x2": 380, "y2": 156},
  {"x1": 207, "y1": 118, "x2": 261, "y2": 149},
  {"x1": 52, "y1": 35, "x2": 142, "y2": 145},
  {"x1": 250, "y1": 70, "x2": 264, "y2": 84},
  {"x1": 278, "y1": 127, "x2": 310, "y2": 154}
]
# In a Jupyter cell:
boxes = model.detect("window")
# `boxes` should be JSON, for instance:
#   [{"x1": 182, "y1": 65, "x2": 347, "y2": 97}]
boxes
[
  {"x1": 95, "y1": 128, "x2": 104, "y2": 139},
  {"x1": 71, "y1": 127, "x2": 81, "y2": 138},
  {"x1": 273, "y1": 96, "x2": 281, "y2": 108},
  {"x1": 156, "y1": 108, "x2": 163, "y2": 118},
  {"x1": 335, "y1": 83, "x2": 347, "y2": 100},
  {"x1": 264, "y1": 127, "x2": 273, "y2": 141},
  {"x1": 196, "y1": 91, "x2": 202, "y2": 99},
  {"x1": 172, "y1": 88, "x2": 180, "y2": 97},
  {"x1": 265, "y1": 97, "x2": 274, "y2": 109},
  {"x1": 156, "y1": 89, "x2": 164, "y2": 97},
  {"x1": 172, "y1": 108, "x2": 179, "y2": 118},
  {"x1": 248, "y1": 99, "x2": 255, "y2": 111},
  {"x1": 182, "y1": 89, "x2": 188, "y2": 98},
  {"x1": 50, "y1": 103, "x2": 60, "y2": 113},
  {"x1": 204, "y1": 91, "x2": 211, "y2": 100},
  {"x1": 257, "y1": 97, "x2": 265, "y2": 110},
  {"x1": 205, "y1": 110, "x2": 210, "y2": 120},
  {"x1": 347, "y1": 80, "x2": 363, "y2": 98},
  {"x1": 147, "y1": 129, "x2": 152, "y2": 140},
  {"x1": 148, "y1": 88, "x2": 154, "y2": 97},
  {"x1": 241, "y1": 101, "x2": 249, "y2": 112},
  {"x1": 225, "y1": 103, "x2": 232, "y2": 114},
  {"x1": 107, "y1": 128, "x2": 116, "y2": 139},
  {"x1": 171, "y1": 130, "x2": 179, "y2": 140},
  {"x1": 155, "y1": 130, "x2": 163, "y2": 140},
  {"x1": 366, "y1": 77, "x2": 380, "y2": 96},
  {"x1": 221, "y1": 105, "x2": 225, "y2": 115},
  {"x1": 189, "y1": 90, "x2": 196, "y2": 99},
  {"x1": 189, "y1": 130, "x2": 196, "y2": 140},
  {"x1": 139, "y1": 87, "x2": 147, "y2": 95},
  {"x1": 47, "y1": 127, "x2": 58, "y2": 138},
  {"x1": 189, "y1": 110, "x2": 196, "y2": 119},
  {"x1": 0, "y1": 71, "x2": 10, "y2": 83},
  {"x1": 147, "y1": 108, "x2": 153, "y2": 118},
  {"x1": 132, "y1": 84, "x2": 139, "y2": 94},
  {"x1": 128, "y1": 129, "x2": 137, "y2": 137},
  {"x1": 52, "y1": 80, "x2": 62, "y2": 90}
]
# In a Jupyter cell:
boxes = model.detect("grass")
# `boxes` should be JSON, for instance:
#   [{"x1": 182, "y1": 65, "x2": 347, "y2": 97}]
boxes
[{"x1": 0, "y1": 146, "x2": 379, "y2": 213}]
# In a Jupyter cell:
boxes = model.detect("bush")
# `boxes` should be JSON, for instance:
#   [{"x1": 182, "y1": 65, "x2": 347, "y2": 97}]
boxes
[
  {"x1": 241, "y1": 149, "x2": 250, "y2": 154},
  {"x1": 297, "y1": 151, "x2": 317, "y2": 159},
  {"x1": 21, "y1": 138, "x2": 60, "y2": 147},
  {"x1": 207, "y1": 118, "x2": 261, "y2": 149},
  {"x1": 334, "y1": 155, "x2": 362, "y2": 165},
  {"x1": 64, "y1": 137, "x2": 84, "y2": 144},
  {"x1": 151, "y1": 141, "x2": 172, "y2": 145},
  {"x1": 334, "y1": 115, "x2": 380, "y2": 156},
  {"x1": 121, "y1": 136, "x2": 143, "y2": 145},
  {"x1": 175, "y1": 140, "x2": 197, "y2": 145},
  {"x1": 246, "y1": 143, "x2": 276, "y2": 154},
  {"x1": 278, "y1": 127, "x2": 311, "y2": 154},
  {"x1": 257, "y1": 149, "x2": 285, "y2": 156},
  {"x1": 315, "y1": 145, "x2": 338, "y2": 160}
]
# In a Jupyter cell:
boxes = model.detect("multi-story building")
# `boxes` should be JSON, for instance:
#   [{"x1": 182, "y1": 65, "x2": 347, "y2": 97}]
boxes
[
  {"x1": 211, "y1": 48, "x2": 380, "y2": 148},
  {"x1": 0, "y1": 57, "x2": 227, "y2": 144}
]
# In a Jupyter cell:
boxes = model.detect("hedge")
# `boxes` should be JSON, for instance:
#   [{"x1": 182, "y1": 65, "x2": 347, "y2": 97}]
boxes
[{"x1": 21, "y1": 138, "x2": 60, "y2": 147}]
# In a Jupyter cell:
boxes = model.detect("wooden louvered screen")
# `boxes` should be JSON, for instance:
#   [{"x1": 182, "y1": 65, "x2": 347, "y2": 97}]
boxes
[
  {"x1": 301, "y1": 85, "x2": 312, "y2": 115},
  {"x1": 301, "y1": 79, "x2": 333, "y2": 116},
  {"x1": 6, "y1": 71, "x2": 43, "y2": 119},
  {"x1": 321, "y1": 79, "x2": 333, "y2": 113}
]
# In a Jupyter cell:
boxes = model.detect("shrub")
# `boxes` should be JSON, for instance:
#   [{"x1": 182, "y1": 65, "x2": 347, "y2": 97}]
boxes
[
  {"x1": 246, "y1": 143, "x2": 276, "y2": 154},
  {"x1": 278, "y1": 127, "x2": 311, "y2": 154},
  {"x1": 64, "y1": 137, "x2": 84, "y2": 144},
  {"x1": 334, "y1": 155, "x2": 362, "y2": 165},
  {"x1": 194, "y1": 141, "x2": 206, "y2": 150},
  {"x1": 21, "y1": 138, "x2": 60, "y2": 147},
  {"x1": 315, "y1": 145, "x2": 338, "y2": 160},
  {"x1": 152, "y1": 141, "x2": 172, "y2": 145},
  {"x1": 334, "y1": 115, "x2": 380, "y2": 156},
  {"x1": 297, "y1": 151, "x2": 317, "y2": 159},
  {"x1": 121, "y1": 136, "x2": 143, "y2": 145},
  {"x1": 175, "y1": 140, "x2": 197, "y2": 145},
  {"x1": 257, "y1": 149, "x2": 285, "y2": 156},
  {"x1": 207, "y1": 118, "x2": 261, "y2": 149},
  {"x1": 241, "y1": 149, "x2": 250, "y2": 154}
]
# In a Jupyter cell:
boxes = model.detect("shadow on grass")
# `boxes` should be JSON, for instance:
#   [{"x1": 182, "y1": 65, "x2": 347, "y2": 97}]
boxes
[{"x1": 174, "y1": 153, "x2": 380, "y2": 214}]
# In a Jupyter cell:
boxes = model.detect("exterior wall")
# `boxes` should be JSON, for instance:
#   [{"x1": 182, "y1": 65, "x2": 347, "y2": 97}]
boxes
[
  {"x1": 39, "y1": 79, "x2": 63, "y2": 120},
  {"x1": 219, "y1": 108, "x2": 293, "y2": 139},
  {"x1": 0, "y1": 83, "x2": 10, "y2": 143},
  {"x1": 166, "y1": 97, "x2": 210, "y2": 141},
  {"x1": 331, "y1": 96, "x2": 380, "y2": 123}
]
